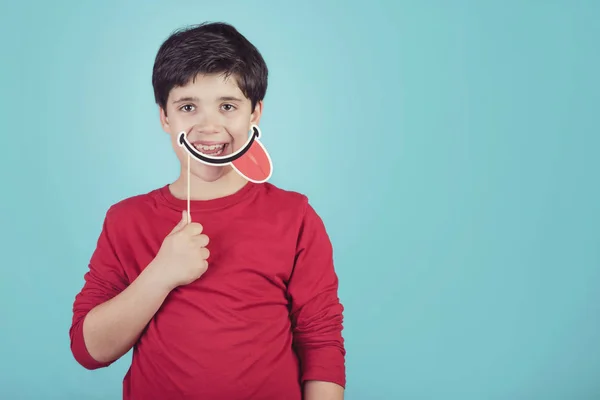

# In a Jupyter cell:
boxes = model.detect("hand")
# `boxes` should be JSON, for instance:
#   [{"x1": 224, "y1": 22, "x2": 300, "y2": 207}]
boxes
[{"x1": 151, "y1": 210, "x2": 210, "y2": 290}]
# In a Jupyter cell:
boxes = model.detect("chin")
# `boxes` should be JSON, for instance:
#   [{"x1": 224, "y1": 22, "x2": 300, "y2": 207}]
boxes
[{"x1": 191, "y1": 164, "x2": 228, "y2": 183}]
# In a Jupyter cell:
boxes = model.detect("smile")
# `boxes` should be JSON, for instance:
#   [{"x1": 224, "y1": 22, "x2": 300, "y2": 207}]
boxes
[
  {"x1": 178, "y1": 126, "x2": 261, "y2": 166},
  {"x1": 193, "y1": 143, "x2": 228, "y2": 156}
]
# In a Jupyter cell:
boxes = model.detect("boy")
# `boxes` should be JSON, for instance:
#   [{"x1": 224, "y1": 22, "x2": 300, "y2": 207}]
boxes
[{"x1": 69, "y1": 22, "x2": 346, "y2": 400}]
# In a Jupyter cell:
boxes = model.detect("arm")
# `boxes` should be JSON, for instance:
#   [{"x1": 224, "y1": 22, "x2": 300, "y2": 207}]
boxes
[
  {"x1": 81, "y1": 261, "x2": 171, "y2": 365},
  {"x1": 304, "y1": 381, "x2": 345, "y2": 400},
  {"x1": 71, "y1": 209, "x2": 207, "y2": 369},
  {"x1": 69, "y1": 210, "x2": 169, "y2": 368},
  {"x1": 287, "y1": 200, "x2": 346, "y2": 399}
]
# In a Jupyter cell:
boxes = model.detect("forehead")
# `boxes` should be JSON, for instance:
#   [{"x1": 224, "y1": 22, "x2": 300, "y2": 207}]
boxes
[{"x1": 169, "y1": 73, "x2": 246, "y2": 102}]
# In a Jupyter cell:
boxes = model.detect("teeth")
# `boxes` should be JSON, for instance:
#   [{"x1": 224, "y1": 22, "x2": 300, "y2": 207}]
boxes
[
  {"x1": 195, "y1": 144, "x2": 224, "y2": 150},
  {"x1": 193, "y1": 143, "x2": 225, "y2": 155}
]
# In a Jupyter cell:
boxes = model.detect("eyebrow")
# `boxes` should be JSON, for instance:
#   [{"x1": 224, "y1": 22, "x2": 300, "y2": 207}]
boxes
[
  {"x1": 172, "y1": 96, "x2": 199, "y2": 104},
  {"x1": 172, "y1": 96, "x2": 244, "y2": 104},
  {"x1": 218, "y1": 96, "x2": 244, "y2": 102}
]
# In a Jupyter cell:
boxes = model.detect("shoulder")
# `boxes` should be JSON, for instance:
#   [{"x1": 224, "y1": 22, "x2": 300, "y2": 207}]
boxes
[
  {"x1": 259, "y1": 182, "x2": 310, "y2": 213},
  {"x1": 103, "y1": 186, "x2": 163, "y2": 226},
  {"x1": 257, "y1": 183, "x2": 332, "y2": 246},
  {"x1": 258, "y1": 183, "x2": 327, "y2": 230}
]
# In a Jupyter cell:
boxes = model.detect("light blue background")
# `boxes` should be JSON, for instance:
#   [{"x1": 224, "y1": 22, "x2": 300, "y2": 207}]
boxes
[{"x1": 1, "y1": 1, "x2": 599, "y2": 399}]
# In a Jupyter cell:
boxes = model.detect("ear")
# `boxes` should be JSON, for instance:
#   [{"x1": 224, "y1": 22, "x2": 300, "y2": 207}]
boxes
[
  {"x1": 159, "y1": 107, "x2": 170, "y2": 133},
  {"x1": 250, "y1": 100, "x2": 263, "y2": 126}
]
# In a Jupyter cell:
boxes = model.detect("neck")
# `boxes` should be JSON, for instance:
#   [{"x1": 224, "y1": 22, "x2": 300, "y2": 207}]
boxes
[{"x1": 169, "y1": 167, "x2": 249, "y2": 201}]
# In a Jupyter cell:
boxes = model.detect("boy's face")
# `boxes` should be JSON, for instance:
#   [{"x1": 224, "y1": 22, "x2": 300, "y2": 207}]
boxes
[{"x1": 160, "y1": 73, "x2": 262, "y2": 182}]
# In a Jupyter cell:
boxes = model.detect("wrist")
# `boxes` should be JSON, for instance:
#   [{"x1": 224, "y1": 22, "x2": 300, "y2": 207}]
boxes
[{"x1": 143, "y1": 259, "x2": 175, "y2": 294}]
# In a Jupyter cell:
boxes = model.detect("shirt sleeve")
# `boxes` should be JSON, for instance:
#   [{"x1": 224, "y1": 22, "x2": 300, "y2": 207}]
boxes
[
  {"x1": 69, "y1": 207, "x2": 130, "y2": 370},
  {"x1": 287, "y1": 199, "x2": 346, "y2": 388}
]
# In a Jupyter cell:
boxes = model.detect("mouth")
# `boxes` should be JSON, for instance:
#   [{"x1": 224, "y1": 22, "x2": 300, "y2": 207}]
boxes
[
  {"x1": 177, "y1": 126, "x2": 260, "y2": 166},
  {"x1": 191, "y1": 142, "x2": 229, "y2": 156}
]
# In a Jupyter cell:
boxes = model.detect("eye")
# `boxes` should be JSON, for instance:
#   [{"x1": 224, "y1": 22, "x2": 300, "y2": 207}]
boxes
[
  {"x1": 180, "y1": 104, "x2": 195, "y2": 112},
  {"x1": 221, "y1": 103, "x2": 236, "y2": 112}
]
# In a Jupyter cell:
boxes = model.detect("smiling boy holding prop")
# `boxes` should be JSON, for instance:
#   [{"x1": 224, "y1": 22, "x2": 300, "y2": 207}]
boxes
[{"x1": 69, "y1": 22, "x2": 346, "y2": 400}]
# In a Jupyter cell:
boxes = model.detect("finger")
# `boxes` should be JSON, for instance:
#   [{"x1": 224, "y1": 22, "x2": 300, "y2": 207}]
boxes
[
  {"x1": 199, "y1": 247, "x2": 210, "y2": 260},
  {"x1": 169, "y1": 210, "x2": 188, "y2": 234},
  {"x1": 184, "y1": 222, "x2": 204, "y2": 236},
  {"x1": 192, "y1": 234, "x2": 210, "y2": 247}
]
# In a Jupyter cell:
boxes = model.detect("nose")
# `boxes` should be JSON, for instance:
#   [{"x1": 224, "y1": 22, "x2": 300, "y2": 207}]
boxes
[
  {"x1": 189, "y1": 106, "x2": 222, "y2": 134},
  {"x1": 189, "y1": 122, "x2": 220, "y2": 136}
]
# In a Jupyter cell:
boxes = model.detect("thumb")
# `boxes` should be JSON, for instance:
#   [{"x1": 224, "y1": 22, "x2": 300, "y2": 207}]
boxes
[{"x1": 169, "y1": 210, "x2": 189, "y2": 234}]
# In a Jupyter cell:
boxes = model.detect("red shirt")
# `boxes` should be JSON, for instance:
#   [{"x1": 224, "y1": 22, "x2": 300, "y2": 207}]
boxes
[{"x1": 69, "y1": 182, "x2": 346, "y2": 399}]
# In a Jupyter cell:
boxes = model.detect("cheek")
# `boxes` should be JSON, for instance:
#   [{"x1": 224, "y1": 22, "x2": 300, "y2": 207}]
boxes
[
  {"x1": 169, "y1": 134, "x2": 186, "y2": 159},
  {"x1": 165, "y1": 111, "x2": 189, "y2": 131},
  {"x1": 230, "y1": 130, "x2": 250, "y2": 152},
  {"x1": 227, "y1": 121, "x2": 250, "y2": 140}
]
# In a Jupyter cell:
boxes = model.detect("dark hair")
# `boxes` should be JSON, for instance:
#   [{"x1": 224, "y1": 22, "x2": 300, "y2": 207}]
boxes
[{"x1": 152, "y1": 22, "x2": 268, "y2": 114}]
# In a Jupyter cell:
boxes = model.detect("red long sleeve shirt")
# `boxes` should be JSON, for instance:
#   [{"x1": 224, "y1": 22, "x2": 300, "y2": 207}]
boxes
[{"x1": 69, "y1": 182, "x2": 346, "y2": 399}]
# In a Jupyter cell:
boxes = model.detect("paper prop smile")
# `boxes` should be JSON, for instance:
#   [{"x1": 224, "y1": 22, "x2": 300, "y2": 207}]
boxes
[{"x1": 177, "y1": 125, "x2": 273, "y2": 183}]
